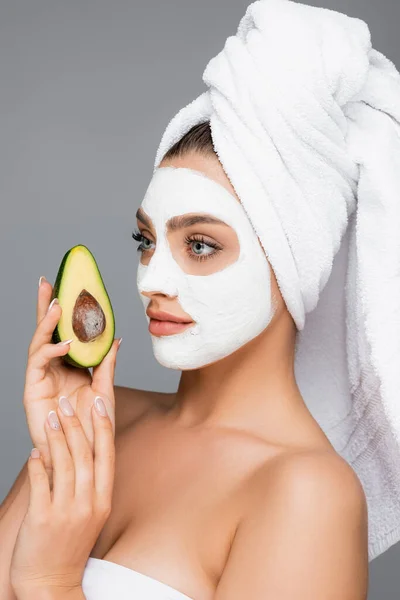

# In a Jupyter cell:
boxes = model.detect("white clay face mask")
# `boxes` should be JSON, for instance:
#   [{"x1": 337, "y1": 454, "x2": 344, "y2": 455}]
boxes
[{"x1": 136, "y1": 166, "x2": 275, "y2": 370}]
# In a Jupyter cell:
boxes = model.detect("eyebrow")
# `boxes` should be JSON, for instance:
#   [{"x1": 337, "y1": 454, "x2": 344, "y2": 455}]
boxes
[{"x1": 135, "y1": 207, "x2": 228, "y2": 231}]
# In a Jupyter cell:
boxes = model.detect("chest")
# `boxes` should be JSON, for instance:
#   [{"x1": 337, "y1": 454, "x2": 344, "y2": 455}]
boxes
[{"x1": 90, "y1": 416, "x2": 272, "y2": 598}]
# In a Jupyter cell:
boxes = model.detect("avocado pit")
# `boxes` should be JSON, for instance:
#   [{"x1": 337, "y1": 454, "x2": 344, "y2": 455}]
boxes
[{"x1": 72, "y1": 289, "x2": 106, "y2": 342}]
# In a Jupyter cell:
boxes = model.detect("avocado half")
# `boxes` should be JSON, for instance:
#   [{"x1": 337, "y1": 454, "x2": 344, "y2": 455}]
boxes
[{"x1": 51, "y1": 245, "x2": 115, "y2": 368}]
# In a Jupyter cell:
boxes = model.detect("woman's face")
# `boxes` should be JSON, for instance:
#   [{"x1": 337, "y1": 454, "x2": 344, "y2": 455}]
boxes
[
  {"x1": 136, "y1": 197, "x2": 241, "y2": 279},
  {"x1": 136, "y1": 154, "x2": 242, "y2": 277},
  {"x1": 134, "y1": 151, "x2": 277, "y2": 370}
]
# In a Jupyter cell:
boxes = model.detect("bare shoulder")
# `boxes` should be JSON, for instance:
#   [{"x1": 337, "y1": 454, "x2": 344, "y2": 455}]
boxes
[
  {"x1": 258, "y1": 447, "x2": 367, "y2": 508},
  {"x1": 214, "y1": 449, "x2": 369, "y2": 599},
  {"x1": 114, "y1": 385, "x2": 175, "y2": 436},
  {"x1": 249, "y1": 448, "x2": 368, "y2": 538}
]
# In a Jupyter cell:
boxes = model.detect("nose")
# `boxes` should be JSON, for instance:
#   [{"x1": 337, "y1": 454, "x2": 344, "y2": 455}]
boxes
[
  {"x1": 137, "y1": 248, "x2": 180, "y2": 299},
  {"x1": 140, "y1": 289, "x2": 177, "y2": 300}
]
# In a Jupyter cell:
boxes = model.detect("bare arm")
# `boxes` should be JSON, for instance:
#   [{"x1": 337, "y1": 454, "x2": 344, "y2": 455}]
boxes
[
  {"x1": 0, "y1": 385, "x2": 151, "y2": 600},
  {"x1": 0, "y1": 460, "x2": 30, "y2": 600}
]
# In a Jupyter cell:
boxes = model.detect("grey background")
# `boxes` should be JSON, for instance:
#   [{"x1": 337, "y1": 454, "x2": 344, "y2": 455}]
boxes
[{"x1": 0, "y1": 1, "x2": 398, "y2": 597}]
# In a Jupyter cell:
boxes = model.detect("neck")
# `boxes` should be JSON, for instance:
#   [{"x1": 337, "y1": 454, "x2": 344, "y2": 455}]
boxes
[{"x1": 168, "y1": 310, "x2": 330, "y2": 449}]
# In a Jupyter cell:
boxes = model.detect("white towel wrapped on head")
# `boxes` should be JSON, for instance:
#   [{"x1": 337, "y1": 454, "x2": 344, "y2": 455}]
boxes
[{"x1": 154, "y1": 0, "x2": 400, "y2": 561}]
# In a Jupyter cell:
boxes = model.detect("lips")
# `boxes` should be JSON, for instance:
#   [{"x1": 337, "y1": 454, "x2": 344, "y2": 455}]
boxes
[
  {"x1": 146, "y1": 308, "x2": 194, "y2": 336},
  {"x1": 146, "y1": 308, "x2": 193, "y2": 323},
  {"x1": 148, "y1": 319, "x2": 194, "y2": 336}
]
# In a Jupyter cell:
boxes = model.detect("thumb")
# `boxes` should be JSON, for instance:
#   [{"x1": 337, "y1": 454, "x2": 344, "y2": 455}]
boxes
[{"x1": 91, "y1": 337, "x2": 121, "y2": 404}]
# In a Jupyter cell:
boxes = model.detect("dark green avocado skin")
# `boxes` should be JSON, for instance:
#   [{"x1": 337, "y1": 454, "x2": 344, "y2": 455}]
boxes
[{"x1": 50, "y1": 245, "x2": 115, "y2": 369}]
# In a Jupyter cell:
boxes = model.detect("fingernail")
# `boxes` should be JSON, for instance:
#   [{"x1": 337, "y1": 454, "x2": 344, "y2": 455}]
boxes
[
  {"x1": 94, "y1": 396, "x2": 107, "y2": 417},
  {"x1": 58, "y1": 395, "x2": 74, "y2": 416},
  {"x1": 47, "y1": 410, "x2": 61, "y2": 430},
  {"x1": 59, "y1": 338, "x2": 73, "y2": 346},
  {"x1": 30, "y1": 447, "x2": 40, "y2": 459},
  {"x1": 38, "y1": 276, "x2": 46, "y2": 288},
  {"x1": 47, "y1": 298, "x2": 59, "y2": 313},
  {"x1": 117, "y1": 337, "x2": 123, "y2": 349}
]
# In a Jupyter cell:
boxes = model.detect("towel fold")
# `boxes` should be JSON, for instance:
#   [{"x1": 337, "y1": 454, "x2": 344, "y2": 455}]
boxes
[{"x1": 154, "y1": 0, "x2": 400, "y2": 561}]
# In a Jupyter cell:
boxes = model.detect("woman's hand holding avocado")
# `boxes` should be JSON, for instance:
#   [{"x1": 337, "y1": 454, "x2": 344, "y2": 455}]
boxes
[
  {"x1": 11, "y1": 376, "x2": 116, "y2": 599},
  {"x1": 23, "y1": 276, "x2": 121, "y2": 485}
]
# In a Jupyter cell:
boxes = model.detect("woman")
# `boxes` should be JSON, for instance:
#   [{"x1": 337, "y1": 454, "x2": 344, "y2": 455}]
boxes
[
  {"x1": 1, "y1": 121, "x2": 368, "y2": 600},
  {"x1": 3, "y1": 0, "x2": 400, "y2": 597}
]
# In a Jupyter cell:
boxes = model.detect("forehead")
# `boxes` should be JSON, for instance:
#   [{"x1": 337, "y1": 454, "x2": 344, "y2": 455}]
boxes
[{"x1": 140, "y1": 167, "x2": 247, "y2": 227}]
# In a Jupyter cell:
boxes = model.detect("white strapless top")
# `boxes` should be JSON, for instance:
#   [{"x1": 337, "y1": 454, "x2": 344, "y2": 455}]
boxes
[{"x1": 82, "y1": 557, "x2": 194, "y2": 600}]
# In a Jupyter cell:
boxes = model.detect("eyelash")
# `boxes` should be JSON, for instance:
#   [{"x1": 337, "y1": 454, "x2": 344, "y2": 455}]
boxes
[{"x1": 131, "y1": 229, "x2": 223, "y2": 262}]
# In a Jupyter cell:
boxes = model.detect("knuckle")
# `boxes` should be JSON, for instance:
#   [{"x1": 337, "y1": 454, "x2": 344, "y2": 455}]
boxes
[
  {"x1": 96, "y1": 501, "x2": 112, "y2": 519},
  {"x1": 68, "y1": 417, "x2": 83, "y2": 430},
  {"x1": 28, "y1": 335, "x2": 39, "y2": 353},
  {"x1": 79, "y1": 472, "x2": 94, "y2": 490},
  {"x1": 54, "y1": 510, "x2": 69, "y2": 527},
  {"x1": 26, "y1": 346, "x2": 36, "y2": 364},
  {"x1": 30, "y1": 510, "x2": 49, "y2": 528},
  {"x1": 61, "y1": 458, "x2": 75, "y2": 475},
  {"x1": 45, "y1": 342, "x2": 58, "y2": 356},
  {"x1": 101, "y1": 423, "x2": 115, "y2": 441},
  {"x1": 32, "y1": 469, "x2": 49, "y2": 484},
  {"x1": 44, "y1": 464, "x2": 54, "y2": 477},
  {"x1": 76, "y1": 504, "x2": 93, "y2": 522},
  {"x1": 80, "y1": 450, "x2": 94, "y2": 467},
  {"x1": 27, "y1": 344, "x2": 47, "y2": 368},
  {"x1": 104, "y1": 419, "x2": 114, "y2": 432},
  {"x1": 103, "y1": 451, "x2": 115, "y2": 465}
]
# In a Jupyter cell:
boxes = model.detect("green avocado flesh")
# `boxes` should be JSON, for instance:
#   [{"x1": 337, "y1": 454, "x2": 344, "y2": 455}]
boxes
[{"x1": 51, "y1": 245, "x2": 115, "y2": 368}]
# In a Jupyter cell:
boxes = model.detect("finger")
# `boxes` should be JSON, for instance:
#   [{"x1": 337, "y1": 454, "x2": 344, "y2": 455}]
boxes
[
  {"x1": 92, "y1": 396, "x2": 115, "y2": 516},
  {"x1": 25, "y1": 339, "x2": 74, "y2": 387},
  {"x1": 37, "y1": 277, "x2": 54, "y2": 326},
  {"x1": 55, "y1": 398, "x2": 94, "y2": 506},
  {"x1": 92, "y1": 338, "x2": 121, "y2": 407},
  {"x1": 27, "y1": 448, "x2": 51, "y2": 514},
  {"x1": 44, "y1": 409, "x2": 75, "y2": 506},
  {"x1": 29, "y1": 297, "x2": 62, "y2": 357}
]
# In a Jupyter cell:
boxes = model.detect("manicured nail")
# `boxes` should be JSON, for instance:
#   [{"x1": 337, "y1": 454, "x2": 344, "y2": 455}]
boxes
[
  {"x1": 59, "y1": 338, "x2": 73, "y2": 346},
  {"x1": 58, "y1": 396, "x2": 74, "y2": 416},
  {"x1": 117, "y1": 337, "x2": 123, "y2": 349},
  {"x1": 38, "y1": 276, "x2": 46, "y2": 288},
  {"x1": 94, "y1": 396, "x2": 107, "y2": 417},
  {"x1": 47, "y1": 298, "x2": 59, "y2": 313},
  {"x1": 47, "y1": 410, "x2": 61, "y2": 430},
  {"x1": 30, "y1": 447, "x2": 40, "y2": 459}
]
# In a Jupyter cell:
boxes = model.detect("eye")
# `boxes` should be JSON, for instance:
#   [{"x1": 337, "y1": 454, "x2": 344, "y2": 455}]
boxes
[
  {"x1": 184, "y1": 235, "x2": 222, "y2": 262},
  {"x1": 132, "y1": 229, "x2": 223, "y2": 262},
  {"x1": 132, "y1": 229, "x2": 154, "y2": 252}
]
